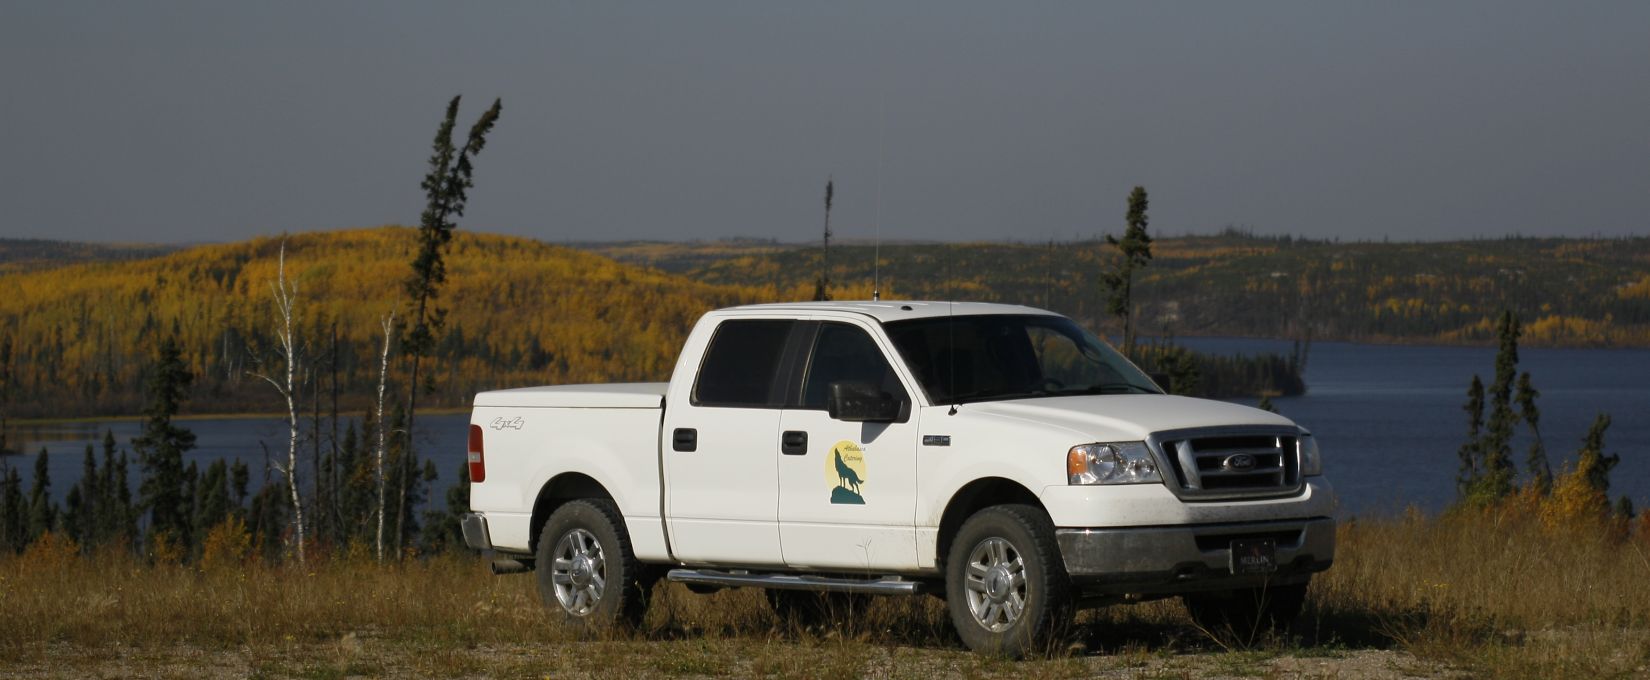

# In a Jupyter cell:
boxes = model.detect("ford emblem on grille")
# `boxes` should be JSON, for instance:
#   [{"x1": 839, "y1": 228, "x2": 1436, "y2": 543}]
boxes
[{"x1": 1223, "y1": 453, "x2": 1257, "y2": 471}]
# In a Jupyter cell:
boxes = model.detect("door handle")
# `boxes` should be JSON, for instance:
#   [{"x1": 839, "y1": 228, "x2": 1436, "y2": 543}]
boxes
[
  {"x1": 781, "y1": 430, "x2": 808, "y2": 455},
  {"x1": 672, "y1": 428, "x2": 697, "y2": 452}
]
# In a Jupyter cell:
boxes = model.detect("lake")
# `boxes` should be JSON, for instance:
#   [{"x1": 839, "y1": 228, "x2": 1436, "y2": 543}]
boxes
[{"x1": 5, "y1": 339, "x2": 1648, "y2": 517}]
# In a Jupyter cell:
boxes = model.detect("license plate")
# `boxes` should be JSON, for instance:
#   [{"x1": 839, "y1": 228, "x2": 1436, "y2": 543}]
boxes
[{"x1": 1230, "y1": 538, "x2": 1278, "y2": 574}]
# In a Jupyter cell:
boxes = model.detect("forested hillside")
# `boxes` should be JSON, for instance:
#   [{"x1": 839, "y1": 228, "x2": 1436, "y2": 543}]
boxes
[
  {"x1": 0, "y1": 238, "x2": 178, "y2": 273},
  {"x1": 586, "y1": 232, "x2": 1650, "y2": 347},
  {"x1": 9, "y1": 228, "x2": 1641, "y2": 419},
  {"x1": 0, "y1": 228, "x2": 764, "y2": 418}
]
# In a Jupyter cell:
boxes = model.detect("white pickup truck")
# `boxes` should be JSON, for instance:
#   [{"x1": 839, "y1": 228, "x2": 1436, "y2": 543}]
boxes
[{"x1": 462, "y1": 301, "x2": 1334, "y2": 656}]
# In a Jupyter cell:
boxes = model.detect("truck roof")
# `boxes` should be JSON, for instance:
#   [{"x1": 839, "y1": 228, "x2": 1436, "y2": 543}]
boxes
[{"x1": 720, "y1": 300, "x2": 1055, "y2": 324}]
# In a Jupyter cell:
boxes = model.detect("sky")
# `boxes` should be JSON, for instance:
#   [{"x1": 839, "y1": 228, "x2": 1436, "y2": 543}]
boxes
[{"x1": 2, "y1": 1, "x2": 1647, "y2": 245}]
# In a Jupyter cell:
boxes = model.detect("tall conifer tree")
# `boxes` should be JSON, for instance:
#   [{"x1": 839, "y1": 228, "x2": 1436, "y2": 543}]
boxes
[
  {"x1": 1102, "y1": 186, "x2": 1153, "y2": 355},
  {"x1": 401, "y1": 96, "x2": 501, "y2": 554},
  {"x1": 135, "y1": 337, "x2": 196, "y2": 550}
]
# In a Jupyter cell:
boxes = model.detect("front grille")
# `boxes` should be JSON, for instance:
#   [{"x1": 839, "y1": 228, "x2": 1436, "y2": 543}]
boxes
[{"x1": 1153, "y1": 428, "x2": 1301, "y2": 500}]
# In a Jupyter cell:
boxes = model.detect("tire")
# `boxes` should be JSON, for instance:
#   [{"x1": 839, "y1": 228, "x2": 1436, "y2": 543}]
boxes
[
  {"x1": 766, "y1": 590, "x2": 871, "y2": 631},
  {"x1": 535, "y1": 499, "x2": 651, "y2": 629},
  {"x1": 1182, "y1": 581, "x2": 1308, "y2": 638},
  {"x1": 944, "y1": 504, "x2": 1074, "y2": 658}
]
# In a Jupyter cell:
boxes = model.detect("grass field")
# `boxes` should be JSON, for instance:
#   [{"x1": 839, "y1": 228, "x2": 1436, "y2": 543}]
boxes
[{"x1": 3, "y1": 511, "x2": 1648, "y2": 679}]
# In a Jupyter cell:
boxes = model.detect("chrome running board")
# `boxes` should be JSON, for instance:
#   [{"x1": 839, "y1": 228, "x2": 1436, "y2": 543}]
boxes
[{"x1": 666, "y1": 569, "x2": 929, "y2": 595}]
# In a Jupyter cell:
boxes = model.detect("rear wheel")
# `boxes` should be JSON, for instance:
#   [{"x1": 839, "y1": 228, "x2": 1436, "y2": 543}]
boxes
[
  {"x1": 1182, "y1": 582, "x2": 1308, "y2": 638},
  {"x1": 944, "y1": 504, "x2": 1073, "y2": 658},
  {"x1": 535, "y1": 499, "x2": 650, "y2": 629}
]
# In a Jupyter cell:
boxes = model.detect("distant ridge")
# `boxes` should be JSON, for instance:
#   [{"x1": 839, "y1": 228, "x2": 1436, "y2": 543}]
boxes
[
  {"x1": 574, "y1": 232, "x2": 1650, "y2": 349},
  {"x1": 0, "y1": 238, "x2": 179, "y2": 272}
]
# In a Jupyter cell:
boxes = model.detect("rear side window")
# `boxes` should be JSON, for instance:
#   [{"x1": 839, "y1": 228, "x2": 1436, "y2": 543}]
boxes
[{"x1": 692, "y1": 319, "x2": 794, "y2": 407}]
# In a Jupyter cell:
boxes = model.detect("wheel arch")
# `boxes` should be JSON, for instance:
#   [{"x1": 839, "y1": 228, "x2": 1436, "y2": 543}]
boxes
[
  {"x1": 529, "y1": 471, "x2": 616, "y2": 553},
  {"x1": 934, "y1": 476, "x2": 1048, "y2": 571}
]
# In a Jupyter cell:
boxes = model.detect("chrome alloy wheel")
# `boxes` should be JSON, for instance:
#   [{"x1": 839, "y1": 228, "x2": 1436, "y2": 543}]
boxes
[
  {"x1": 963, "y1": 536, "x2": 1027, "y2": 632},
  {"x1": 550, "y1": 528, "x2": 607, "y2": 616}
]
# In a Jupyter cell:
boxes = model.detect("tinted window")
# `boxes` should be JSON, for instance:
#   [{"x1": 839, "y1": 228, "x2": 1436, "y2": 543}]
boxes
[
  {"x1": 800, "y1": 323, "x2": 907, "y2": 409},
  {"x1": 693, "y1": 319, "x2": 794, "y2": 407}
]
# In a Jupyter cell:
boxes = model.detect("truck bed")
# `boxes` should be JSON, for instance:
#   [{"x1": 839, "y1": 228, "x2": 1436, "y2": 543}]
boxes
[
  {"x1": 474, "y1": 383, "x2": 667, "y2": 409},
  {"x1": 469, "y1": 382, "x2": 671, "y2": 557}
]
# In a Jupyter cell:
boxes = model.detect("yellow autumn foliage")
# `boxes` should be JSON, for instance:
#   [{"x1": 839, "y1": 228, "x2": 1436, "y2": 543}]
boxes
[
  {"x1": 198, "y1": 517, "x2": 252, "y2": 572},
  {"x1": 0, "y1": 227, "x2": 773, "y2": 416}
]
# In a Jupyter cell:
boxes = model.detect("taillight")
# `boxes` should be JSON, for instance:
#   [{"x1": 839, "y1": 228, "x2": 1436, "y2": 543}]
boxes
[{"x1": 467, "y1": 424, "x2": 486, "y2": 483}]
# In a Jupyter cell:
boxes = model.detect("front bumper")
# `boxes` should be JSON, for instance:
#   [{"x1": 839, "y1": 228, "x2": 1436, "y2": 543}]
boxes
[
  {"x1": 1055, "y1": 516, "x2": 1334, "y2": 596},
  {"x1": 461, "y1": 512, "x2": 493, "y2": 551}
]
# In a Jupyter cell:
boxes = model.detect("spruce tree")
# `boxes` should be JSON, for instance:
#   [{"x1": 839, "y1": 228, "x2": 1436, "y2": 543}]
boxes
[
  {"x1": 93, "y1": 437, "x2": 118, "y2": 547},
  {"x1": 229, "y1": 460, "x2": 250, "y2": 517},
  {"x1": 64, "y1": 486, "x2": 85, "y2": 544},
  {"x1": 1456, "y1": 375, "x2": 1485, "y2": 495},
  {"x1": 1478, "y1": 311, "x2": 1521, "y2": 499},
  {"x1": 1101, "y1": 186, "x2": 1153, "y2": 355},
  {"x1": 417, "y1": 459, "x2": 457, "y2": 553},
  {"x1": 113, "y1": 449, "x2": 138, "y2": 549},
  {"x1": 0, "y1": 462, "x2": 23, "y2": 553},
  {"x1": 134, "y1": 337, "x2": 197, "y2": 550},
  {"x1": 65, "y1": 445, "x2": 99, "y2": 546},
  {"x1": 180, "y1": 461, "x2": 199, "y2": 552},
  {"x1": 336, "y1": 419, "x2": 368, "y2": 543},
  {"x1": 402, "y1": 95, "x2": 501, "y2": 555},
  {"x1": 27, "y1": 447, "x2": 56, "y2": 540},
  {"x1": 1575, "y1": 414, "x2": 1618, "y2": 496},
  {"x1": 1515, "y1": 371, "x2": 1551, "y2": 493},
  {"x1": 195, "y1": 459, "x2": 232, "y2": 538},
  {"x1": 96, "y1": 430, "x2": 120, "y2": 543},
  {"x1": 247, "y1": 479, "x2": 290, "y2": 563}
]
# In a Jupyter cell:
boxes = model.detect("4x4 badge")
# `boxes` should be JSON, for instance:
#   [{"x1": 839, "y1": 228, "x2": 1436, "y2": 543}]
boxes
[{"x1": 490, "y1": 416, "x2": 525, "y2": 431}]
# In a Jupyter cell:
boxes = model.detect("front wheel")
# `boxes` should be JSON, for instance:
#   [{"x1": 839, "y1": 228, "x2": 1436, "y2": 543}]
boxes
[
  {"x1": 536, "y1": 499, "x2": 650, "y2": 629},
  {"x1": 944, "y1": 504, "x2": 1074, "y2": 658}
]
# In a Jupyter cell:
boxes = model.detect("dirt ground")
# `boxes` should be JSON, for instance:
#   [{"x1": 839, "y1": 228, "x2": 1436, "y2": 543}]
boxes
[{"x1": 2, "y1": 637, "x2": 1460, "y2": 679}]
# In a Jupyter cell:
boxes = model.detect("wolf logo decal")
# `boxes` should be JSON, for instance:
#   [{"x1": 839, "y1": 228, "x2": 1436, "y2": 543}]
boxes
[{"x1": 827, "y1": 440, "x2": 867, "y2": 505}]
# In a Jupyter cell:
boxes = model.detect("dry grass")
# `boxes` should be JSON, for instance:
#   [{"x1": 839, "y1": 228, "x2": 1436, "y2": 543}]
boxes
[{"x1": 2, "y1": 512, "x2": 1648, "y2": 678}]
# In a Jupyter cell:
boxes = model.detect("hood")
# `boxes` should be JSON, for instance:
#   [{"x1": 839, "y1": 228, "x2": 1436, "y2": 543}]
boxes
[{"x1": 964, "y1": 394, "x2": 1297, "y2": 443}]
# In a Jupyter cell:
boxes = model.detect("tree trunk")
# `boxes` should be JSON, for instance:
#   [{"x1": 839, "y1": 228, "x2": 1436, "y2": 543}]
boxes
[{"x1": 374, "y1": 313, "x2": 394, "y2": 561}]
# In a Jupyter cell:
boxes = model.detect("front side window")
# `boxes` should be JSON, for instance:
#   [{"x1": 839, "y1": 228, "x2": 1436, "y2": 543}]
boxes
[
  {"x1": 692, "y1": 319, "x2": 794, "y2": 407},
  {"x1": 799, "y1": 323, "x2": 907, "y2": 409},
  {"x1": 884, "y1": 314, "x2": 1159, "y2": 405}
]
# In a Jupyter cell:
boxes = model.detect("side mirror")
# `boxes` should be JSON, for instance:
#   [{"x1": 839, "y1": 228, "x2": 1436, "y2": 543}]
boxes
[{"x1": 828, "y1": 381, "x2": 903, "y2": 423}]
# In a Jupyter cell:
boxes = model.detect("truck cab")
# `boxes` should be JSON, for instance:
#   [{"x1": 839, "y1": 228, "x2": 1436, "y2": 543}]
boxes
[{"x1": 464, "y1": 301, "x2": 1334, "y2": 656}]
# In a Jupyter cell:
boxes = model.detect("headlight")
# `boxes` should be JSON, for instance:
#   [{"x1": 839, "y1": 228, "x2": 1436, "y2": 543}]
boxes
[
  {"x1": 1298, "y1": 433, "x2": 1323, "y2": 477},
  {"x1": 1067, "y1": 442, "x2": 1161, "y2": 485}
]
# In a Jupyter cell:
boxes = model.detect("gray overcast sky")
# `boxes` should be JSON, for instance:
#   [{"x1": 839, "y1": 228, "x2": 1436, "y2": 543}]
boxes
[{"x1": 2, "y1": 2, "x2": 1647, "y2": 244}]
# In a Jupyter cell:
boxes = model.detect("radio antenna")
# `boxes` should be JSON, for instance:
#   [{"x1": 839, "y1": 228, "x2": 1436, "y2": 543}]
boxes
[{"x1": 872, "y1": 74, "x2": 886, "y2": 302}]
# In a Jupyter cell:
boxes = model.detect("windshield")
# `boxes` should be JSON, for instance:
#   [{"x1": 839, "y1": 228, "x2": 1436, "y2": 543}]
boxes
[{"x1": 883, "y1": 314, "x2": 1162, "y2": 405}]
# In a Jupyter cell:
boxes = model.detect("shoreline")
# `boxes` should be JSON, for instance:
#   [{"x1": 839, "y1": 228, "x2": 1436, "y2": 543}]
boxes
[{"x1": 3, "y1": 407, "x2": 472, "y2": 428}]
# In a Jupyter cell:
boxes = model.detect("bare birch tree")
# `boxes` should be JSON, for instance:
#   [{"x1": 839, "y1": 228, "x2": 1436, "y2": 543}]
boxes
[
  {"x1": 252, "y1": 240, "x2": 307, "y2": 565},
  {"x1": 374, "y1": 311, "x2": 396, "y2": 560}
]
